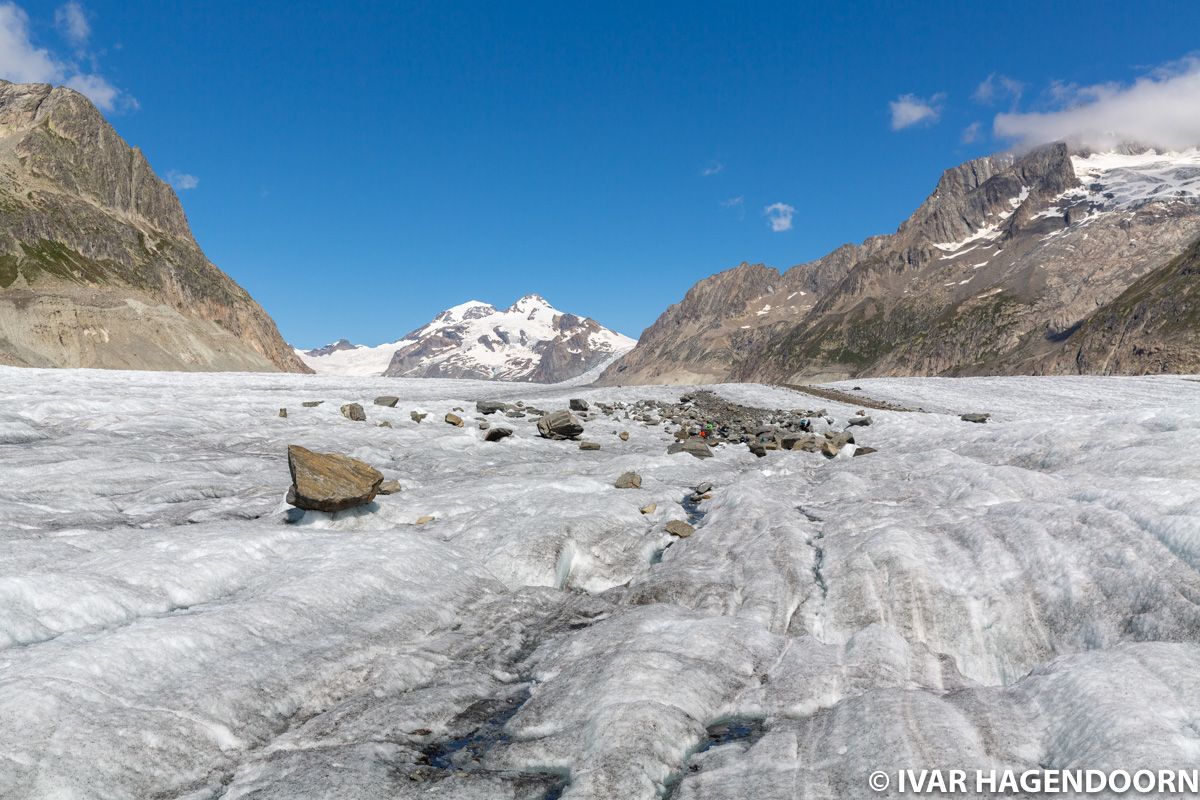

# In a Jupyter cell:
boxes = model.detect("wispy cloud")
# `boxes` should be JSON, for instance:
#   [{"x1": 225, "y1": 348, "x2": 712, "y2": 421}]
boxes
[
  {"x1": 167, "y1": 170, "x2": 199, "y2": 190},
  {"x1": 701, "y1": 160, "x2": 724, "y2": 177},
  {"x1": 54, "y1": 1, "x2": 89, "y2": 48},
  {"x1": 763, "y1": 202, "x2": 794, "y2": 232},
  {"x1": 721, "y1": 195, "x2": 744, "y2": 220},
  {"x1": 0, "y1": 1, "x2": 134, "y2": 112},
  {"x1": 889, "y1": 92, "x2": 945, "y2": 130},
  {"x1": 994, "y1": 56, "x2": 1200, "y2": 151},
  {"x1": 973, "y1": 73, "x2": 1023, "y2": 108},
  {"x1": 961, "y1": 121, "x2": 982, "y2": 144}
]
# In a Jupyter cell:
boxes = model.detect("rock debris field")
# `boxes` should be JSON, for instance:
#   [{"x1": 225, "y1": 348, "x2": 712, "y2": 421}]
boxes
[{"x1": 1, "y1": 367, "x2": 1199, "y2": 799}]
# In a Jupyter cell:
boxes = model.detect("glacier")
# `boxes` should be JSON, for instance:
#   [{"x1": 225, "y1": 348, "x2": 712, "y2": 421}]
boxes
[{"x1": 0, "y1": 368, "x2": 1198, "y2": 799}]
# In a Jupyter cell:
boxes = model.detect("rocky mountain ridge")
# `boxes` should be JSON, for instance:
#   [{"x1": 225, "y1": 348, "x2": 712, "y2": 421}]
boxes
[
  {"x1": 298, "y1": 295, "x2": 635, "y2": 382},
  {"x1": 0, "y1": 80, "x2": 308, "y2": 372},
  {"x1": 600, "y1": 143, "x2": 1200, "y2": 384}
]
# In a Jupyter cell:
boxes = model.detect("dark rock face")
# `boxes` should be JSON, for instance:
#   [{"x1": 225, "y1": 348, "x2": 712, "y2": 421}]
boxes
[
  {"x1": 0, "y1": 80, "x2": 309, "y2": 373},
  {"x1": 600, "y1": 142, "x2": 1200, "y2": 383},
  {"x1": 536, "y1": 410, "x2": 584, "y2": 440},
  {"x1": 286, "y1": 445, "x2": 383, "y2": 512}
]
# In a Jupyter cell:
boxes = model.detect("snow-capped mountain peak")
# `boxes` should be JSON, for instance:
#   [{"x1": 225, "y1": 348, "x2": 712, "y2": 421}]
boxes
[
  {"x1": 297, "y1": 295, "x2": 635, "y2": 382},
  {"x1": 435, "y1": 300, "x2": 497, "y2": 324}
]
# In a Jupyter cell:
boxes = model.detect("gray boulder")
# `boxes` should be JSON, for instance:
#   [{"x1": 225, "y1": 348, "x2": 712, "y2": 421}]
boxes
[
  {"x1": 374, "y1": 396, "x2": 399, "y2": 408},
  {"x1": 340, "y1": 403, "x2": 366, "y2": 422},
  {"x1": 569, "y1": 398, "x2": 589, "y2": 411},
  {"x1": 477, "y1": 400, "x2": 508, "y2": 415},
  {"x1": 484, "y1": 426, "x2": 513, "y2": 442},
  {"x1": 668, "y1": 439, "x2": 713, "y2": 459},
  {"x1": 961, "y1": 413, "x2": 991, "y2": 423},
  {"x1": 537, "y1": 410, "x2": 584, "y2": 440}
]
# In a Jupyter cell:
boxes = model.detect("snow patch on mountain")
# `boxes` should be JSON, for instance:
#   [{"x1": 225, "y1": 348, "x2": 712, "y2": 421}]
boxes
[
  {"x1": 294, "y1": 339, "x2": 414, "y2": 377},
  {"x1": 1069, "y1": 148, "x2": 1200, "y2": 210}
]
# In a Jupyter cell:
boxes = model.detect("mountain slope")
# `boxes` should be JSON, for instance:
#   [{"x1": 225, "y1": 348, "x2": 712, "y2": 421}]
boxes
[
  {"x1": 0, "y1": 80, "x2": 308, "y2": 373},
  {"x1": 601, "y1": 143, "x2": 1200, "y2": 384},
  {"x1": 1041, "y1": 233, "x2": 1200, "y2": 374},
  {"x1": 298, "y1": 295, "x2": 635, "y2": 382}
]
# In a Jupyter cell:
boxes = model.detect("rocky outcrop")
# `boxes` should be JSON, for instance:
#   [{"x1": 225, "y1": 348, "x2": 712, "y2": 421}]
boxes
[
  {"x1": 601, "y1": 143, "x2": 1200, "y2": 383},
  {"x1": 0, "y1": 80, "x2": 308, "y2": 373},
  {"x1": 1040, "y1": 234, "x2": 1200, "y2": 374}
]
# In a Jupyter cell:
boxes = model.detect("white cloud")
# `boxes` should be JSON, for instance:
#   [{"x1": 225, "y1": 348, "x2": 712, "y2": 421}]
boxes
[
  {"x1": 701, "y1": 160, "x2": 723, "y2": 176},
  {"x1": 167, "y1": 170, "x2": 199, "y2": 190},
  {"x1": 961, "y1": 121, "x2": 982, "y2": 144},
  {"x1": 54, "y1": 1, "x2": 88, "y2": 47},
  {"x1": 0, "y1": 1, "x2": 132, "y2": 112},
  {"x1": 994, "y1": 57, "x2": 1200, "y2": 151},
  {"x1": 721, "y1": 195, "x2": 743, "y2": 208},
  {"x1": 889, "y1": 92, "x2": 945, "y2": 130},
  {"x1": 0, "y1": 4, "x2": 60, "y2": 82},
  {"x1": 973, "y1": 73, "x2": 1023, "y2": 107},
  {"x1": 763, "y1": 202, "x2": 794, "y2": 232}
]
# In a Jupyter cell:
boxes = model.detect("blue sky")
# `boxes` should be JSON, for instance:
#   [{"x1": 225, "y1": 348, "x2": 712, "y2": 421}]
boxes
[{"x1": 4, "y1": 1, "x2": 1200, "y2": 346}]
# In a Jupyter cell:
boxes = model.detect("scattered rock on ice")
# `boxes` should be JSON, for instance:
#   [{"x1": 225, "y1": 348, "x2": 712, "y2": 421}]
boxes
[
  {"x1": 619, "y1": 431, "x2": 629, "y2": 441},
  {"x1": 615, "y1": 471, "x2": 642, "y2": 489},
  {"x1": 476, "y1": 400, "x2": 508, "y2": 415},
  {"x1": 301, "y1": 400, "x2": 323, "y2": 408},
  {"x1": 411, "y1": 411, "x2": 427, "y2": 423},
  {"x1": 415, "y1": 515, "x2": 435, "y2": 525},
  {"x1": 854, "y1": 446, "x2": 878, "y2": 456},
  {"x1": 484, "y1": 427, "x2": 513, "y2": 442},
  {"x1": 374, "y1": 395, "x2": 399, "y2": 408},
  {"x1": 340, "y1": 403, "x2": 366, "y2": 422},
  {"x1": 445, "y1": 412, "x2": 465, "y2": 427},
  {"x1": 847, "y1": 414, "x2": 872, "y2": 427},
  {"x1": 278, "y1": 407, "x2": 287, "y2": 418},
  {"x1": 579, "y1": 441, "x2": 601, "y2": 451},
  {"x1": 667, "y1": 439, "x2": 713, "y2": 459},
  {"x1": 537, "y1": 410, "x2": 584, "y2": 440},
  {"x1": 664, "y1": 520, "x2": 694, "y2": 537},
  {"x1": 286, "y1": 444, "x2": 383, "y2": 512},
  {"x1": 569, "y1": 398, "x2": 589, "y2": 411},
  {"x1": 640, "y1": 502, "x2": 657, "y2": 514},
  {"x1": 961, "y1": 412, "x2": 991, "y2": 423},
  {"x1": 378, "y1": 479, "x2": 403, "y2": 495}
]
